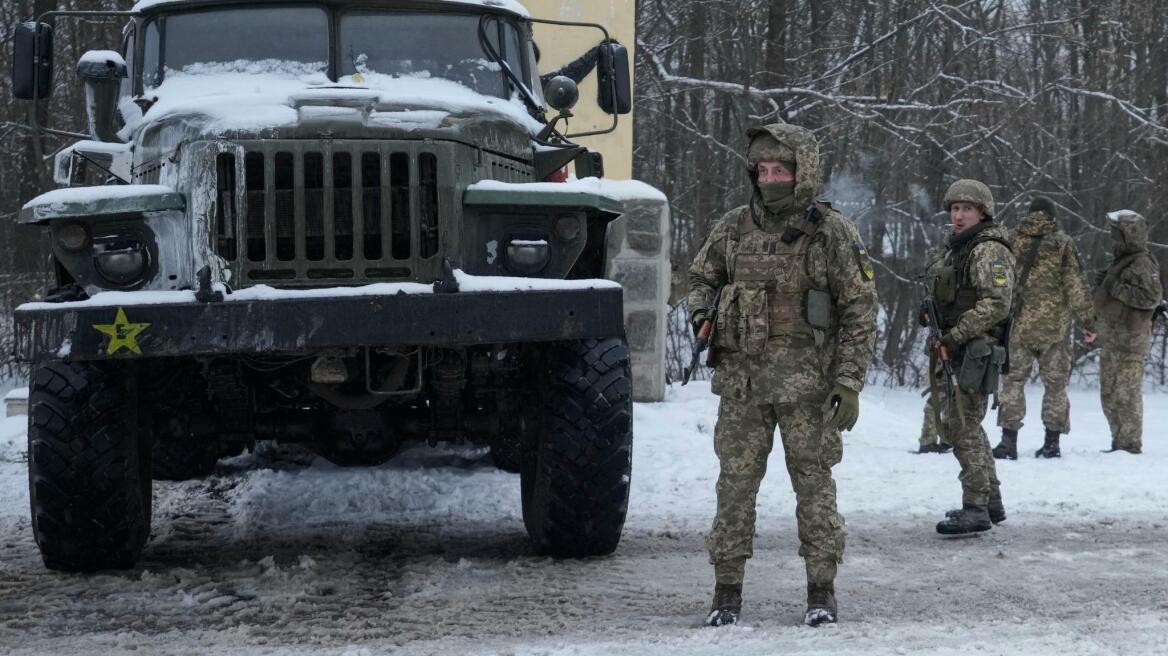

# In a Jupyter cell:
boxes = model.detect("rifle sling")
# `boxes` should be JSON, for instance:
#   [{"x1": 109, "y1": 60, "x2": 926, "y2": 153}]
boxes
[{"x1": 1012, "y1": 235, "x2": 1044, "y2": 319}]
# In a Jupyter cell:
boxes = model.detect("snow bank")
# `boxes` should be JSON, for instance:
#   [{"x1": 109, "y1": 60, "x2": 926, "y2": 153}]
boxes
[
  {"x1": 468, "y1": 177, "x2": 669, "y2": 202},
  {"x1": 0, "y1": 416, "x2": 25, "y2": 461},
  {"x1": 2, "y1": 388, "x2": 28, "y2": 402},
  {"x1": 631, "y1": 384, "x2": 1168, "y2": 524},
  {"x1": 17, "y1": 271, "x2": 618, "y2": 310}
]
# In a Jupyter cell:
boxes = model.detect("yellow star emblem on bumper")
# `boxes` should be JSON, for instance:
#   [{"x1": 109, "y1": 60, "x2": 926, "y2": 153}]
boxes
[{"x1": 93, "y1": 307, "x2": 150, "y2": 355}]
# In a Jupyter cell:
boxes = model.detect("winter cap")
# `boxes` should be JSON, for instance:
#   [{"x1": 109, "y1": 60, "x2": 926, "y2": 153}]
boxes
[{"x1": 1028, "y1": 195, "x2": 1056, "y2": 217}]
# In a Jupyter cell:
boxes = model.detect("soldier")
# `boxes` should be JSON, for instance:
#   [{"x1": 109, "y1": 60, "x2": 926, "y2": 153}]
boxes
[
  {"x1": 993, "y1": 196, "x2": 1097, "y2": 460},
  {"x1": 922, "y1": 180, "x2": 1013, "y2": 534},
  {"x1": 918, "y1": 392, "x2": 952, "y2": 453},
  {"x1": 687, "y1": 122, "x2": 877, "y2": 627},
  {"x1": 1093, "y1": 210, "x2": 1163, "y2": 454}
]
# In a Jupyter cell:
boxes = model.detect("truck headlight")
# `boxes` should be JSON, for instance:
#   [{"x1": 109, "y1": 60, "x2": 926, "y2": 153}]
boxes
[
  {"x1": 506, "y1": 238, "x2": 550, "y2": 274},
  {"x1": 554, "y1": 214, "x2": 582, "y2": 241},
  {"x1": 94, "y1": 240, "x2": 149, "y2": 285},
  {"x1": 55, "y1": 222, "x2": 90, "y2": 252}
]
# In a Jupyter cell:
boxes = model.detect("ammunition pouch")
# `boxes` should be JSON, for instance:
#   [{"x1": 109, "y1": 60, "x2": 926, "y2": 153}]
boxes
[
  {"x1": 714, "y1": 284, "x2": 830, "y2": 355},
  {"x1": 805, "y1": 288, "x2": 832, "y2": 347},
  {"x1": 713, "y1": 284, "x2": 742, "y2": 354},
  {"x1": 958, "y1": 337, "x2": 1007, "y2": 395},
  {"x1": 806, "y1": 289, "x2": 832, "y2": 330},
  {"x1": 931, "y1": 266, "x2": 958, "y2": 304}
]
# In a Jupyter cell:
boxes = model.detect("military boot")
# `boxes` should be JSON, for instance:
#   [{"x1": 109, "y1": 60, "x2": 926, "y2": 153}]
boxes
[
  {"x1": 1034, "y1": 429, "x2": 1061, "y2": 458},
  {"x1": 804, "y1": 582, "x2": 837, "y2": 627},
  {"x1": 947, "y1": 499, "x2": 1006, "y2": 524},
  {"x1": 936, "y1": 505, "x2": 992, "y2": 535},
  {"x1": 705, "y1": 582, "x2": 742, "y2": 627},
  {"x1": 992, "y1": 428, "x2": 1018, "y2": 460},
  {"x1": 917, "y1": 442, "x2": 951, "y2": 454}
]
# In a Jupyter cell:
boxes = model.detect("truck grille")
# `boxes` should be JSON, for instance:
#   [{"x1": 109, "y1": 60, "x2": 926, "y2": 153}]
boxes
[{"x1": 214, "y1": 142, "x2": 445, "y2": 286}]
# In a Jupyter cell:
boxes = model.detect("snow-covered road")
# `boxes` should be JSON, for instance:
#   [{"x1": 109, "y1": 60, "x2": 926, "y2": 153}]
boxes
[{"x1": 1, "y1": 385, "x2": 1166, "y2": 655}]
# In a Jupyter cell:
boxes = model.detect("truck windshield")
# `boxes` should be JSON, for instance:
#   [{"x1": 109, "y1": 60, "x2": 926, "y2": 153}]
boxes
[
  {"x1": 141, "y1": 7, "x2": 330, "y2": 90},
  {"x1": 139, "y1": 7, "x2": 531, "y2": 101},
  {"x1": 339, "y1": 12, "x2": 526, "y2": 99}
]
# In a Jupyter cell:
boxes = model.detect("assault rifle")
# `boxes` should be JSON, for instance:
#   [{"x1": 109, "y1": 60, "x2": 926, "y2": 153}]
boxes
[
  {"x1": 682, "y1": 286, "x2": 724, "y2": 386},
  {"x1": 920, "y1": 291, "x2": 965, "y2": 431}
]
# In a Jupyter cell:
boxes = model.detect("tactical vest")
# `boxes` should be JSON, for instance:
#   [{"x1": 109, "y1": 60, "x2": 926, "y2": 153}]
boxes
[
  {"x1": 932, "y1": 227, "x2": 1012, "y2": 337},
  {"x1": 1094, "y1": 252, "x2": 1157, "y2": 334},
  {"x1": 721, "y1": 205, "x2": 832, "y2": 353}
]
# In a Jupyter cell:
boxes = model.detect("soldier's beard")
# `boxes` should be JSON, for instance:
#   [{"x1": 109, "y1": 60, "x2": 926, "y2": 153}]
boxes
[{"x1": 757, "y1": 181, "x2": 796, "y2": 213}]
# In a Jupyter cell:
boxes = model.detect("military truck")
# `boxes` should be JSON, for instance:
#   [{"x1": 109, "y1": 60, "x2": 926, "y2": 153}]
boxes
[{"x1": 10, "y1": 0, "x2": 644, "y2": 572}]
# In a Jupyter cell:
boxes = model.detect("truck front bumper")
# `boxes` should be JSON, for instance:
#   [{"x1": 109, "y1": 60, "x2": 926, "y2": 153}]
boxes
[{"x1": 14, "y1": 286, "x2": 624, "y2": 363}]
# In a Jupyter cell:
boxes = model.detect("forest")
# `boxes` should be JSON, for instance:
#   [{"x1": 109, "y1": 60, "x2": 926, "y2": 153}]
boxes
[{"x1": 1, "y1": 0, "x2": 1166, "y2": 387}]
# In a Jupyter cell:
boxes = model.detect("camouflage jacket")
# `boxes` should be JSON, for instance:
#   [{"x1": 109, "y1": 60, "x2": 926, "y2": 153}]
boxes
[
  {"x1": 1093, "y1": 212, "x2": 1164, "y2": 354},
  {"x1": 926, "y1": 221, "x2": 1015, "y2": 348},
  {"x1": 1008, "y1": 211, "x2": 1096, "y2": 346},
  {"x1": 687, "y1": 203, "x2": 878, "y2": 403}
]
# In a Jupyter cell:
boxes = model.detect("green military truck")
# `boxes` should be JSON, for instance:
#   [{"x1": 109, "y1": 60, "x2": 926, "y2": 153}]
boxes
[{"x1": 11, "y1": 0, "x2": 644, "y2": 571}]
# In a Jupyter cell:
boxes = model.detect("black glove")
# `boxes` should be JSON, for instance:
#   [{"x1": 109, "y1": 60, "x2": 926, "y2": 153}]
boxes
[{"x1": 918, "y1": 302, "x2": 931, "y2": 328}]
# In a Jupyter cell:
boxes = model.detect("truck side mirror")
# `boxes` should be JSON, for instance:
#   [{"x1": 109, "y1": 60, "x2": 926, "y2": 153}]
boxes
[
  {"x1": 596, "y1": 41, "x2": 631, "y2": 115},
  {"x1": 77, "y1": 50, "x2": 127, "y2": 142},
  {"x1": 12, "y1": 21, "x2": 54, "y2": 100}
]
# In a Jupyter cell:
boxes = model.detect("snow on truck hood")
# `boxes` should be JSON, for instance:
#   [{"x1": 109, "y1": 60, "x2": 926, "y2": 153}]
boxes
[
  {"x1": 131, "y1": 0, "x2": 531, "y2": 17},
  {"x1": 17, "y1": 271, "x2": 619, "y2": 311},
  {"x1": 125, "y1": 65, "x2": 543, "y2": 136}
]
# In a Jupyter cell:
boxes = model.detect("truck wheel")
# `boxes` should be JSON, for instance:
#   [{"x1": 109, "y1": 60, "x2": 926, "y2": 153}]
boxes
[
  {"x1": 151, "y1": 440, "x2": 221, "y2": 481},
  {"x1": 521, "y1": 337, "x2": 633, "y2": 557},
  {"x1": 27, "y1": 362, "x2": 151, "y2": 571}
]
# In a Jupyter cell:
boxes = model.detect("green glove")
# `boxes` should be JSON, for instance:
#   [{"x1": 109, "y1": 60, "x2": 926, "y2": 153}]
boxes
[{"x1": 821, "y1": 383, "x2": 860, "y2": 431}]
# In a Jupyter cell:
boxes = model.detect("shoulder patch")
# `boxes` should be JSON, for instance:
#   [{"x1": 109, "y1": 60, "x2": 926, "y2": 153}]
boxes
[
  {"x1": 1075, "y1": 251, "x2": 1087, "y2": 271},
  {"x1": 853, "y1": 244, "x2": 875, "y2": 281},
  {"x1": 991, "y1": 260, "x2": 1008, "y2": 287}
]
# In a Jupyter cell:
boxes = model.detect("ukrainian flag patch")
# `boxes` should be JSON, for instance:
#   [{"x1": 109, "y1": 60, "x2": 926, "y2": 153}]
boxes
[
  {"x1": 854, "y1": 245, "x2": 875, "y2": 281},
  {"x1": 991, "y1": 260, "x2": 1008, "y2": 287}
]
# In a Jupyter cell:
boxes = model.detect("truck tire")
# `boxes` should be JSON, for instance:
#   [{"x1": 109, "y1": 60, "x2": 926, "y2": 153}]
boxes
[
  {"x1": 27, "y1": 362, "x2": 151, "y2": 572},
  {"x1": 521, "y1": 337, "x2": 633, "y2": 557},
  {"x1": 151, "y1": 440, "x2": 221, "y2": 481}
]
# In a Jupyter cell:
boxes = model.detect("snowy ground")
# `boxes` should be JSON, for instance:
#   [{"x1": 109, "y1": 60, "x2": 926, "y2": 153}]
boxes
[{"x1": 1, "y1": 385, "x2": 1166, "y2": 655}]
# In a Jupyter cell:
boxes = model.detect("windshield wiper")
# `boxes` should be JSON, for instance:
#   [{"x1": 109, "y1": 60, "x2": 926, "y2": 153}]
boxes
[{"x1": 477, "y1": 15, "x2": 543, "y2": 116}]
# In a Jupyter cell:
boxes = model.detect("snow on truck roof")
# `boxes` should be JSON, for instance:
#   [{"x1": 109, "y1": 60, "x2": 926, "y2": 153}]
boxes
[{"x1": 131, "y1": 0, "x2": 531, "y2": 18}]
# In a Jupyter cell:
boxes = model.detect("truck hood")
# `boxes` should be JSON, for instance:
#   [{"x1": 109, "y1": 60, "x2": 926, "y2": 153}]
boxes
[{"x1": 124, "y1": 70, "x2": 542, "y2": 157}]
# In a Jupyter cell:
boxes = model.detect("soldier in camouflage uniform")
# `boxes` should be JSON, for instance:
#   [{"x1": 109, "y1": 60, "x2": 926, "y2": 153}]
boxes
[
  {"x1": 687, "y1": 123, "x2": 878, "y2": 627},
  {"x1": 922, "y1": 180, "x2": 1013, "y2": 534},
  {"x1": 1093, "y1": 210, "x2": 1163, "y2": 454},
  {"x1": 993, "y1": 196, "x2": 1097, "y2": 460}
]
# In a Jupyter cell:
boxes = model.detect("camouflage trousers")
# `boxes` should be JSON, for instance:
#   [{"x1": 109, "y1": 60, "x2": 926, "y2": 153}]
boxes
[
  {"x1": 938, "y1": 382, "x2": 1002, "y2": 507},
  {"x1": 997, "y1": 337, "x2": 1072, "y2": 434},
  {"x1": 707, "y1": 397, "x2": 844, "y2": 587},
  {"x1": 1100, "y1": 349, "x2": 1146, "y2": 451},
  {"x1": 920, "y1": 393, "x2": 950, "y2": 448}
]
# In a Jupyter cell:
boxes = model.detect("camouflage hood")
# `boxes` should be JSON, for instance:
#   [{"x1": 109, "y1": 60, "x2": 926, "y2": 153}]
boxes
[
  {"x1": 1017, "y1": 211, "x2": 1057, "y2": 237},
  {"x1": 1107, "y1": 210, "x2": 1148, "y2": 256},
  {"x1": 744, "y1": 123, "x2": 822, "y2": 210}
]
